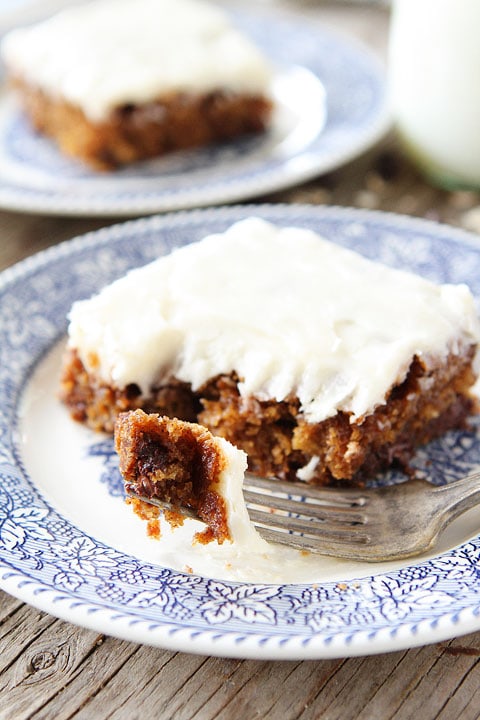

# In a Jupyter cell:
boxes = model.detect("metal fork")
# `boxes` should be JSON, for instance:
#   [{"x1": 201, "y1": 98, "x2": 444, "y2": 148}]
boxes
[{"x1": 128, "y1": 471, "x2": 480, "y2": 562}]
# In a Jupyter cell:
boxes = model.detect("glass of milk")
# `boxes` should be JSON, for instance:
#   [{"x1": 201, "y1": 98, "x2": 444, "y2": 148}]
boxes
[{"x1": 389, "y1": 0, "x2": 480, "y2": 190}]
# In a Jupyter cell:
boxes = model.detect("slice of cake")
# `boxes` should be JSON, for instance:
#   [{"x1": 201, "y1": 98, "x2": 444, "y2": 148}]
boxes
[
  {"x1": 1, "y1": 0, "x2": 273, "y2": 170},
  {"x1": 115, "y1": 409, "x2": 258, "y2": 546},
  {"x1": 60, "y1": 217, "x2": 480, "y2": 485}
]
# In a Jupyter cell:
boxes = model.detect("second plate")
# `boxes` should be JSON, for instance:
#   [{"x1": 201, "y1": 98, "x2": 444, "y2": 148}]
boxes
[{"x1": 0, "y1": 5, "x2": 389, "y2": 216}]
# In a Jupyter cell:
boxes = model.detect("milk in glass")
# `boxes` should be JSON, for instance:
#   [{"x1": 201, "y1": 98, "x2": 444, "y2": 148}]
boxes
[{"x1": 389, "y1": 0, "x2": 480, "y2": 189}]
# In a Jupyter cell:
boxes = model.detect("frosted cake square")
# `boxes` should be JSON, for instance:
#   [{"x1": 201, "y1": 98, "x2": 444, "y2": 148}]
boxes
[
  {"x1": 60, "y1": 217, "x2": 480, "y2": 485},
  {"x1": 1, "y1": 0, "x2": 273, "y2": 170}
]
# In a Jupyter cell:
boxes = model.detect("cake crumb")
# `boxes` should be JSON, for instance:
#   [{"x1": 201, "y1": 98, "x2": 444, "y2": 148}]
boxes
[{"x1": 146, "y1": 519, "x2": 161, "y2": 539}]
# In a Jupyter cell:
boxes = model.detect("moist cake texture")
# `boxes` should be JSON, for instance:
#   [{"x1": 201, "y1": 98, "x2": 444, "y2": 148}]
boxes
[
  {"x1": 115, "y1": 410, "x2": 259, "y2": 546},
  {"x1": 1, "y1": 0, "x2": 273, "y2": 169},
  {"x1": 60, "y1": 217, "x2": 480, "y2": 485}
]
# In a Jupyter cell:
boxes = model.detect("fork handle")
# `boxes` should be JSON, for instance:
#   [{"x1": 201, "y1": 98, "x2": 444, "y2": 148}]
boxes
[{"x1": 432, "y1": 470, "x2": 480, "y2": 520}]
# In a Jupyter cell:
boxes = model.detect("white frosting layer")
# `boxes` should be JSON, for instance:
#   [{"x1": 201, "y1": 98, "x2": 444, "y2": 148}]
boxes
[
  {"x1": 67, "y1": 217, "x2": 480, "y2": 424},
  {"x1": 213, "y1": 436, "x2": 268, "y2": 549},
  {"x1": 1, "y1": 0, "x2": 272, "y2": 121}
]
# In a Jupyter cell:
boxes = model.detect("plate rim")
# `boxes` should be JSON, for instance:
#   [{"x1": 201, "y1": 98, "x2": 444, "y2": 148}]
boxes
[{"x1": 3, "y1": 203, "x2": 480, "y2": 660}]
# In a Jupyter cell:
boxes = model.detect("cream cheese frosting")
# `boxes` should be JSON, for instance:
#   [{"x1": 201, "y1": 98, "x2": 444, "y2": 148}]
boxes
[
  {"x1": 1, "y1": 0, "x2": 273, "y2": 121},
  {"x1": 66, "y1": 217, "x2": 480, "y2": 425},
  {"x1": 209, "y1": 436, "x2": 267, "y2": 547}
]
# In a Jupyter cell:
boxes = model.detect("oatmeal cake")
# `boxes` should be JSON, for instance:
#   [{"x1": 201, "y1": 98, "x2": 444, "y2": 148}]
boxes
[
  {"x1": 60, "y1": 217, "x2": 480, "y2": 485},
  {"x1": 0, "y1": 0, "x2": 273, "y2": 170},
  {"x1": 115, "y1": 410, "x2": 256, "y2": 545}
]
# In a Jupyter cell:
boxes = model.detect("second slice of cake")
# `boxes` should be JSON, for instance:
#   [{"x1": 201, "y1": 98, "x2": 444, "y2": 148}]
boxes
[
  {"x1": 60, "y1": 217, "x2": 480, "y2": 485},
  {"x1": 1, "y1": 0, "x2": 273, "y2": 170}
]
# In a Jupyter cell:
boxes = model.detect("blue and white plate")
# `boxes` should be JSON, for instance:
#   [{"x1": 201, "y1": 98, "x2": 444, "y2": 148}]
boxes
[
  {"x1": 0, "y1": 5, "x2": 389, "y2": 216},
  {"x1": 3, "y1": 204, "x2": 480, "y2": 660}
]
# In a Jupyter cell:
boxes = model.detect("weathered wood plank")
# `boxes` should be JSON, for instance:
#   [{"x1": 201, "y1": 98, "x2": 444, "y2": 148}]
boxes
[
  {"x1": 188, "y1": 658, "x2": 342, "y2": 720},
  {"x1": 0, "y1": 591, "x2": 23, "y2": 621},
  {"x1": 152, "y1": 655, "x2": 244, "y2": 720},
  {"x1": 436, "y1": 661, "x2": 480, "y2": 720},
  {"x1": 0, "y1": 210, "x2": 109, "y2": 273},
  {"x1": 0, "y1": 604, "x2": 57, "y2": 676},
  {"x1": 28, "y1": 635, "x2": 140, "y2": 720},
  {"x1": 274, "y1": 651, "x2": 412, "y2": 720},
  {"x1": 396, "y1": 638, "x2": 480, "y2": 720},
  {"x1": 69, "y1": 646, "x2": 210, "y2": 720},
  {"x1": 292, "y1": 634, "x2": 480, "y2": 720},
  {"x1": 171, "y1": 656, "x2": 297, "y2": 720},
  {"x1": 267, "y1": 654, "x2": 406, "y2": 720},
  {"x1": 271, "y1": 125, "x2": 480, "y2": 235},
  {"x1": 0, "y1": 616, "x2": 138, "y2": 720},
  {"x1": 0, "y1": 618, "x2": 102, "y2": 719}
]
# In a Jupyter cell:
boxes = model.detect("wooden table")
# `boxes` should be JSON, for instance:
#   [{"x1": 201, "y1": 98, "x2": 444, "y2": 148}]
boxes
[{"x1": 2, "y1": 3, "x2": 480, "y2": 718}]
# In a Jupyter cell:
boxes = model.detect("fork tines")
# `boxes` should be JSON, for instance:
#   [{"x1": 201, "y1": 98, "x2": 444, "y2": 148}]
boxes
[{"x1": 243, "y1": 475, "x2": 372, "y2": 550}]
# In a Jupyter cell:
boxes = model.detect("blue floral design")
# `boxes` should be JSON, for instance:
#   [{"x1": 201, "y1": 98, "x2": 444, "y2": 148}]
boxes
[
  {"x1": 433, "y1": 543, "x2": 480, "y2": 588},
  {"x1": 0, "y1": 483, "x2": 53, "y2": 554},
  {"x1": 90, "y1": 438, "x2": 124, "y2": 497},
  {"x1": 198, "y1": 582, "x2": 280, "y2": 625},
  {"x1": 127, "y1": 570, "x2": 202, "y2": 622},
  {"x1": 362, "y1": 575, "x2": 455, "y2": 623}
]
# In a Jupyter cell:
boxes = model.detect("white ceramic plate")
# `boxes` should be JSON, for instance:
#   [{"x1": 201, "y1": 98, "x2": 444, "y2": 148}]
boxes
[
  {"x1": 0, "y1": 5, "x2": 389, "y2": 216},
  {"x1": 4, "y1": 204, "x2": 480, "y2": 660}
]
